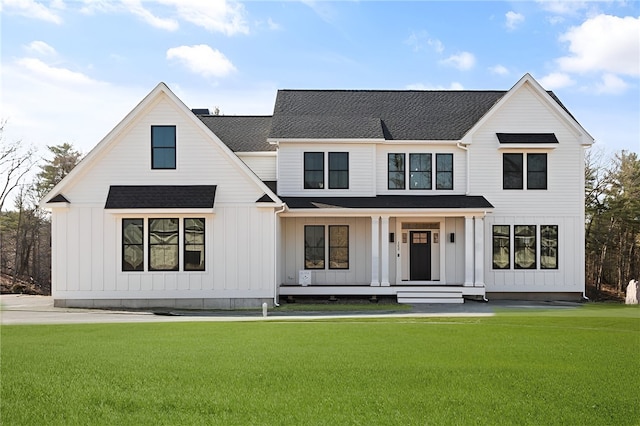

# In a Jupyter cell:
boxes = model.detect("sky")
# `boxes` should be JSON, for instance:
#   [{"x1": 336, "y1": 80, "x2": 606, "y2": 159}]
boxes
[{"x1": 1, "y1": 0, "x2": 639, "y2": 163}]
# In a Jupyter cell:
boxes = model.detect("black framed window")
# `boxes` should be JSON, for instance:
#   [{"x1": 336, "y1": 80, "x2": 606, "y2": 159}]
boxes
[
  {"x1": 514, "y1": 225, "x2": 536, "y2": 269},
  {"x1": 503, "y1": 153, "x2": 523, "y2": 189},
  {"x1": 304, "y1": 152, "x2": 324, "y2": 189},
  {"x1": 492, "y1": 225, "x2": 510, "y2": 270},
  {"x1": 122, "y1": 219, "x2": 144, "y2": 271},
  {"x1": 184, "y1": 218, "x2": 205, "y2": 271},
  {"x1": 329, "y1": 225, "x2": 349, "y2": 269},
  {"x1": 149, "y1": 218, "x2": 179, "y2": 271},
  {"x1": 388, "y1": 153, "x2": 405, "y2": 189},
  {"x1": 304, "y1": 225, "x2": 325, "y2": 269},
  {"x1": 540, "y1": 225, "x2": 558, "y2": 269},
  {"x1": 151, "y1": 126, "x2": 176, "y2": 169},
  {"x1": 527, "y1": 153, "x2": 547, "y2": 189},
  {"x1": 409, "y1": 153, "x2": 432, "y2": 189},
  {"x1": 435, "y1": 154, "x2": 453, "y2": 190},
  {"x1": 328, "y1": 152, "x2": 349, "y2": 189}
]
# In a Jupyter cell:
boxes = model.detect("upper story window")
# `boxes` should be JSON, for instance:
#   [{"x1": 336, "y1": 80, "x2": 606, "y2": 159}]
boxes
[
  {"x1": 304, "y1": 152, "x2": 324, "y2": 189},
  {"x1": 328, "y1": 152, "x2": 349, "y2": 189},
  {"x1": 390, "y1": 152, "x2": 453, "y2": 190},
  {"x1": 503, "y1": 153, "x2": 547, "y2": 190},
  {"x1": 410, "y1": 153, "x2": 432, "y2": 189},
  {"x1": 151, "y1": 126, "x2": 176, "y2": 169},
  {"x1": 388, "y1": 154, "x2": 406, "y2": 190},
  {"x1": 304, "y1": 152, "x2": 349, "y2": 190},
  {"x1": 435, "y1": 153, "x2": 453, "y2": 190}
]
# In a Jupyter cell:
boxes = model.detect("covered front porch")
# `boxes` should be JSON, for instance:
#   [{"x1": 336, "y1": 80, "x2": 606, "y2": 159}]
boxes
[{"x1": 277, "y1": 195, "x2": 494, "y2": 303}]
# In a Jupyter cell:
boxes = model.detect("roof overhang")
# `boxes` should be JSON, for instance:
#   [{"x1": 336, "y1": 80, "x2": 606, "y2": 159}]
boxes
[{"x1": 104, "y1": 185, "x2": 216, "y2": 210}]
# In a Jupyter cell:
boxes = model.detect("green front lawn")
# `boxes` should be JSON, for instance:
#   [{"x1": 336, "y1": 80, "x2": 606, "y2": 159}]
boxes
[{"x1": 2, "y1": 304, "x2": 638, "y2": 425}]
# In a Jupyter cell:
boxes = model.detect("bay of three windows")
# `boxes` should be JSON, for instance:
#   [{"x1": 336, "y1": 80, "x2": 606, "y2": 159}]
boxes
[
  {"x1": 122, "y1": 218, "x2": 205, "y2": 272},
  {"x1": 492, "y1": 224, "x2": 558, "y2": 270},
  {"x1": 389, "y1": 153, "x2": 453, "y2": 190}
]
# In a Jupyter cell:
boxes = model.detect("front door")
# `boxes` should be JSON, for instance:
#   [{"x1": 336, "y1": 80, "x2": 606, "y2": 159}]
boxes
[{"x1": 410, "y1": 231, "x2": 431, "y2": 280}]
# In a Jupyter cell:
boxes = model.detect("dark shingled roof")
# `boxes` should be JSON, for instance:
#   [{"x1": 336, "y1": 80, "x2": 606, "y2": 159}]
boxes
[
  {"x1": 281, "y1": 195, "x2": 493, "y2": 210},
  {"x1": 269, "y1": 90, "x2": 508, "y2": 140},
  {"x1": 497, "y1": 133, "x2": 559, "y2": 144},
  {"x1": 105, "y1": 185, "x2": 216, "y2": 209},
  {"x1": 197, "y1": 115, "x2": 274, "y2": 152}
]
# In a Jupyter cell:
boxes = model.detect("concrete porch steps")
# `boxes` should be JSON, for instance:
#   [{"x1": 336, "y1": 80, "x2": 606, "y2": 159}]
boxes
[{"x1": 397, "y1": 290, "x2": 464, "y2": 304}]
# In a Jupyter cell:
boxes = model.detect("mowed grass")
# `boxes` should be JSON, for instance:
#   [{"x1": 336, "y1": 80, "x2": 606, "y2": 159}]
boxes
[{"x1": 1, "y1": 305, "x2": 638, "y2": 425}]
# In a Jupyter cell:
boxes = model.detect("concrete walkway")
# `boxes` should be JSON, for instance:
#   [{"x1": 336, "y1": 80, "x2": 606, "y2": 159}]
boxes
[{"x1": 0, "y1": 294, "x2": 581, "y2": 325}]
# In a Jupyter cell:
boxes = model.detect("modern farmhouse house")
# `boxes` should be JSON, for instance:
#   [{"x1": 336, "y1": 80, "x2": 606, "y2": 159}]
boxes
[{"x1": 42, "y1": 74, "x2": 593, "y2": 308}]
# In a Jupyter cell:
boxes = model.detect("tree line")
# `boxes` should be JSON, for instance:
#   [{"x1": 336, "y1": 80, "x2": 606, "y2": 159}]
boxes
[{"x1": 1, "y1": 121, "x2": 638, "y2": 299}]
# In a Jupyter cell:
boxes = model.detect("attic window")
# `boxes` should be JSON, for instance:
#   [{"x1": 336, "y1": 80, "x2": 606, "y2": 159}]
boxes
[
  {"x1": 151, "y1": 125, "x2": 176, "y2": 169},
  {"x1": 496, "y1": 133, "x2": 558, "y2": 144}
]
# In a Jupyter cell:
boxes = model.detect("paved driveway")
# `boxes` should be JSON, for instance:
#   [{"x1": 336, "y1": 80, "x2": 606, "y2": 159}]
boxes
[{"x1": 2, "y1": 294, "x2": 582, "y2": 325}]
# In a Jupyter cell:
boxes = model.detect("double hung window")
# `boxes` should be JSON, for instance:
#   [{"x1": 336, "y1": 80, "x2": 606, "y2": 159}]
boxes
[
  {"x1": 304, "y1": 152, "x2": 324, "y2": 189},
  {"x1": 328, "y1": 152, "x2": 349, "y2": 189},
  {"x1": 388, "y1": 154, "x2": 406, "y2": 190},
  {"x1": 435, "y1": 153, "x2": 453, "y2": 190},
  {"x1": 409, "y1": 154, "x2": 431, "y2": 189}
]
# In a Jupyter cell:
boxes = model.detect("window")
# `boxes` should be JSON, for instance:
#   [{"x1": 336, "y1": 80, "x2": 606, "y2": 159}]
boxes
[
  {"x1": 329, "y1": 225, "x2": 349, "y2": 269},
  {"x1": 388, "y1": 153, "x2": 405, "y2": 189},
  {"x1": 304, "y1": 225, "x2": 325, "y2": 269},
  {"x1": 436, "y1": 154, "x2": 453, "y2": 190},
  {"x1": 503, "y1": 153, "x2": 523, "y2": 189},
  {"x1": 492, "y1": 225, "x2": 510, "y2": 269},
  {"x1": 149, "y1": 218, "x2": 179, "y2": 271},
  {"x1": 503, "y1": 153, "x2": 547, "y2": 190},
  {"x1": 514, "y1": 225, "x2": 536, "y2": 269},
  {"x1": 184, "y1": 218, "x2": 205, "y2": 271},
  {"x1": 304, "y1": 152, "x2": 324, "y2": 189},
  {"x1": 122, "y1": 219, "x2": 144, "y2": 271},
  {"x1": 410, "y1": 154, "x2": 432, "y2": 189},
  {"x1": 527, "y1": 154, "x2": 547, "y2": 189},
  {"x1": 540, "y1": 225, "x2": 558, "y2": 269},
  {"x1": 328, "y1": 152, "x2": 349, "y2": 189},
  {"x1": 151, "y1": 126, "x2": 176, "y2": 169}
]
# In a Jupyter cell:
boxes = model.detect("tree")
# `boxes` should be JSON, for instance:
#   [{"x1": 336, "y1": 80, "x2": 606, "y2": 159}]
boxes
[
  {"x1": 0, "y1": 121, "x2": 35, "y2": 211},
  {"x1": 35, "y1": 143, "x2": 82, "y2": 198}
]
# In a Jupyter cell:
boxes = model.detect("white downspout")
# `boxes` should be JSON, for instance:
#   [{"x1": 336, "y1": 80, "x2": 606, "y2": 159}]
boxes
[
  {"x1": 457, "y1": 142, "x2": 469, "y2": 195},
  {"x1": 273, "y1": 203, "x2": 286, "y2": 307}
]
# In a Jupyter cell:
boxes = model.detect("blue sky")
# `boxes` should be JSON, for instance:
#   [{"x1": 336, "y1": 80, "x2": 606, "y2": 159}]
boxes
[{"x1": 2, "y1": 0, "x2": 639, "y2": 158}]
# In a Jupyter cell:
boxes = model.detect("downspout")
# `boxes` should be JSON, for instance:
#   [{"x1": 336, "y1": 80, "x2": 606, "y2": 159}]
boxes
[
  {"x1": 456, "y1": 142, "x2": 469, "y2": 195},
  {"x1": 273, "y1": 203, "x2": 286, "y2": 307}
]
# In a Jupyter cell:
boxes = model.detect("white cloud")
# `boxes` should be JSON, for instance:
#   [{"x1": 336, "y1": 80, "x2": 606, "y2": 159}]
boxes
[
  {"x1": 596, "y1": 73, "x2": 629, "y2": 95},
  {"x1": 406, "y1": 82, "x2": 464, "y2": 90},
  {"x1": 536, "y1": 0, "x2": 589, "y2": 16},
  {"x1": 539, "y1": 72, "x2": 576, "y2": 89},
  {"x1": 166, "y1": 45, "x2": 236, "y2": 78},
  {"x1": 505, "y1": 11, "x2": 524, "y2": 30},
  {"x1": 440, "y1": 52, "x2": 475, "y2": 71},
  {"x1": 267, "y1": 18, "x2": 281, "y2": 31},
  {"x1": 15, "y1": 57, "x2": 100, "y2": 86},
  {"x1": 1, "y1": 0, "x2": 63, "y2": 24},
  {"x1": 159, "y1": 0, "x2": 249, "y2": 35},
  {"x1": 557, "y1": 15, "x2": 640, "y2": 77},
  {"x1": 489, "y1": 65, "x2": 509, "y2": 75},
  {"x1": 405, "y1": 31, "x2": 444, "y2": 53},
  {"x1": 25, "y1": 40, "x2": 57, "y2": 56},
  {"x1": 122, "y1": 0, "x2": 179, "y2": 31}
]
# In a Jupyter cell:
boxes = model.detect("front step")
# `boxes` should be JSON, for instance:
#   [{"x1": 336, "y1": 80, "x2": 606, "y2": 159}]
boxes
[{"x1": 397, "y1": 290, "x2": 464, "y2": 304}]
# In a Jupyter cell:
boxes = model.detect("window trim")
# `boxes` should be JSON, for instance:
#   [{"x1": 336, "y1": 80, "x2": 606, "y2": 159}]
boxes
[
  {"x1": 151, "y1": 125, "x2": 176, "y2": 170},
  {"x1": 527, "y1": 153, "x2": 548, "y2": 190},
  {"x1": 328, "y1": 152, "x2": 349, "y2": 189},
  {"x1": 388, "y1": 153, "x2": 406, "y2": 190},
  {"x1": 540, "y1": 225, "x2": 558, "y2": 269},
  {"x1": 409, "y1": 153, "x2": 432, "y2": 190},
  {"x1": 514, "y1": 225, "x2": 537, "y2": 270},
  {"x1": 503, "y1": 153, "x2": 524, "y2": 190},
  {"x1": 304, "y1": 152, "x2": 325, "y2": 189},
  {"x1": 435, "y1": 153, "x2": 454, "y2": 190},
  {"x1": 184, "y1": 218, "x2": 205, "y2": 271},
  {"x1": 122, "y1": 219, "x2": 144, "y2": 271},
  {"x1": 304, "y1": 225, "x2": 325, "y2": 269},
  {"x1": 148, "y1": 218, "x2": 180, "y2": 271},
  {"x1": 492, "y1": 225, "x2": 510, "y2": 270},
  {"x1": 328, "y1": 225, "x2": 349, "y2": 270}
]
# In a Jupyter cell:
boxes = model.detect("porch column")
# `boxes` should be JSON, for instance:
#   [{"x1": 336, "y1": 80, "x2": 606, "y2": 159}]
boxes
[
  {"x1": 474, "y1": 216, "x2": 485, "y2": 287},
  {"x1": 370, "y1": 216, "x2": 380, "y2": 286},
  {"x1": 464, "y1": 216, "x2": 474, "y2": 286},
  {"x1": 380, "y1": 215, "x2": 390, "y2": 286}
]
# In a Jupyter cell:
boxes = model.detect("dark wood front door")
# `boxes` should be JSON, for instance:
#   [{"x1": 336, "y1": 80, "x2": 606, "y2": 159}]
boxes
[{"x1": 410, "y1": 231, "x2": 431, "y2": 280}]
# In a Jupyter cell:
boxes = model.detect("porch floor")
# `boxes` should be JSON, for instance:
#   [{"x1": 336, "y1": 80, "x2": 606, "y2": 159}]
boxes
[{"x1": 278, "y1": 285, "x2": 486, "y2": 300}]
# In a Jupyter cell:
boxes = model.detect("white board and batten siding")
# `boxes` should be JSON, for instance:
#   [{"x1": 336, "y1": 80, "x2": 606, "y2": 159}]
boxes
[
  {"x1": 468, "y1": 82, "x2": 587, "y2": 293},
  {"x1": 50, "y1": 92, "x2": 277, "y2": 305},
  {"x1": 277, "y1": 143, "x2": 376, "y2": 197}
]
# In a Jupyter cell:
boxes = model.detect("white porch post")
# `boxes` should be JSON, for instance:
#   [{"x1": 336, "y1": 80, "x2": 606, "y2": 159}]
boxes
[
  {"x1": 380, "y1": 215, "x2": 390, "y2": 286},
  {"x1": 474, "y1": 216, "x2": 485, "y2": 287},
  {"x1": 370, "y1": 216, "x2": 380, "y2": 286},
  {"x1": 464, "y1": 216, "x2": 474, "y2": 286}
]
